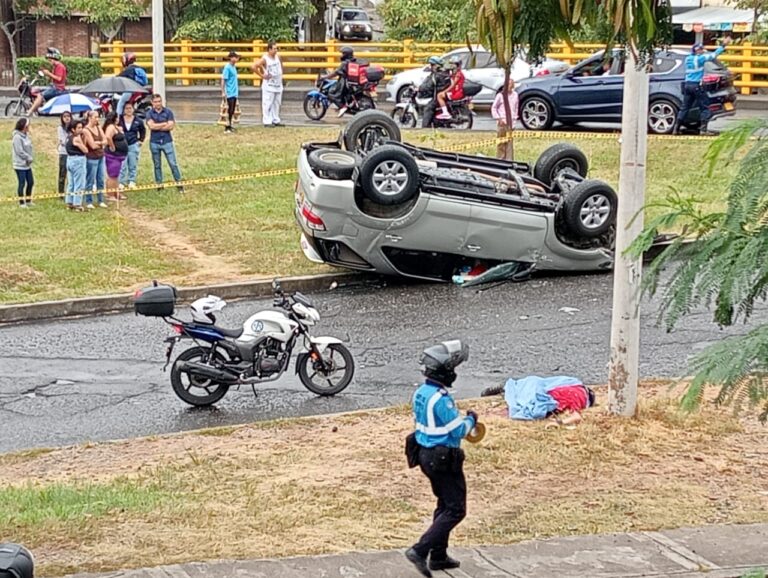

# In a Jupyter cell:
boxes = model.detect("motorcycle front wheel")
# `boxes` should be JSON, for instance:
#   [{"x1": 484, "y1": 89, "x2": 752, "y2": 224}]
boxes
[
  {"x1": 170, "y1": 346, "x2": 230, "y2": 407},
  {"x1": 298, "y1": 343, "x2": 355, "y2": 396},
  {"x1": 303, "y1": 95, "x2": 328, "y2": 121},
  {"x1": 5, "y1": 99, "x2": 29, "y2": 117},
  {"x1": 391, "y1": 107, "x2": 417, "y2": 128}
]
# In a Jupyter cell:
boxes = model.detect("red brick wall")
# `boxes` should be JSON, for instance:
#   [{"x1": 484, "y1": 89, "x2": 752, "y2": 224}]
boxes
[
  {"x1": 124, "y1": 19, "x2": 152, "y2": 44},
  {"x1": 36, "y1": 19, "x2": 89, "y2": 58}
]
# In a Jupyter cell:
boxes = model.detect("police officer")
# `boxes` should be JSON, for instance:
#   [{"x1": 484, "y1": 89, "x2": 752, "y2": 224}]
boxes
[
  {"x1": 674, "y1": 36, "x2": 732, "y2": 136},
  {"x1": 405, "y1": 340, "x2": 477, "y2": 578}
]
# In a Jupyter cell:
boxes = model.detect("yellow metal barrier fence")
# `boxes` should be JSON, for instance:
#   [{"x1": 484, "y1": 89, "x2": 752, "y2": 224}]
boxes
[{"x1": 100, "y1": 40, "x2": 768, "y2": 96}]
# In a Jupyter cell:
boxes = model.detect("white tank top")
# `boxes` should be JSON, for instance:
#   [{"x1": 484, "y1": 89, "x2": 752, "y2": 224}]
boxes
[{"x1": 263, "y1": 54, "x2": 283, "y2": 92}]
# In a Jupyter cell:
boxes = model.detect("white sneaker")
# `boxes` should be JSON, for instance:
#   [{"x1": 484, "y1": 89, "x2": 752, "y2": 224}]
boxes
[
  {"x1": 118, "y1": 183, "x2": 125, "y2": 191},
  {"x1": 128, "y1": 182, "x2": 137, "y2": 190},
  {"x1": 337, "y1": 106, "x2": 348, "y2": 117},
  {"x1": 98, "y1": 202, "x2": 108, "y2": 208},
  {"x1": 86, "y1": 204, "x2": 95, "y2": 210}
]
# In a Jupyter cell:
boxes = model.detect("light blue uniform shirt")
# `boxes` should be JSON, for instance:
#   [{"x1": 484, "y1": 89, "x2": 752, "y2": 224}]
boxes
[
  {"x1": 684, "y1": 46, "x2": 725, "y2": 84},
  {"x1": 223, "y1": 62, "x2": 239, "y2": 98},
  {"x1": 412, "y1": 380, "x2": 475, "y2": 449}
]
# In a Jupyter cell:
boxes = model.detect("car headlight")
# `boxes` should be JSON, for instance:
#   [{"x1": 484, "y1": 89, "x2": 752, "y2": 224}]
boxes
[
  {"x1": 343, "y1": 25, "x2": 350, "y2": 32},
  {"x1": 364, "y1": 24, "x2": 371, "y2": 31}
]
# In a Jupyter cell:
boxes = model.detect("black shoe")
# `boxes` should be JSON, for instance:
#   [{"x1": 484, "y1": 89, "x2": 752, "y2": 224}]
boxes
[
  {"x1": 405, "y1": 548, "x2": 432, "y2": 577},
  {"x1": 429, "y1": 556, "x2": 460, "y2": 571}
]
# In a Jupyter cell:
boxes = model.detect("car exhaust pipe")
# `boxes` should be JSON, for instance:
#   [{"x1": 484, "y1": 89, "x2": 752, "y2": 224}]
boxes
[{"x1": 176, "y1": 361, "x2": 239, "y2": 384}]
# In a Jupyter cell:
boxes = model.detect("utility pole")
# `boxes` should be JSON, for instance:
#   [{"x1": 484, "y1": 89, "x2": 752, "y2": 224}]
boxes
[
  {"x1": 151, "y1": 0, "x2": 166, "y2": 102},
  {"x1": 607, "y1": 45, "x2": 648, "y2": 417}
]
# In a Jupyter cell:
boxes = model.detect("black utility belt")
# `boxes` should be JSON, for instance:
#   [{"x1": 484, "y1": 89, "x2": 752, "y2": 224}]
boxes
[{"x1": 420, "y1": 445, "x2": 465, "y2": 472}]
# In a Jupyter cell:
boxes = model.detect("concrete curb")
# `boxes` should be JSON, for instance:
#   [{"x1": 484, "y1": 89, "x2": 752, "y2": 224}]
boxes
[{"x1": 0, "y1": 272, "x2": 375, "y2": 326}]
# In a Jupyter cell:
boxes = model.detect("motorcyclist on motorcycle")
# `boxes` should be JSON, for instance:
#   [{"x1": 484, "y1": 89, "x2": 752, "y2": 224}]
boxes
[
  {"x1": 418, "y1": 56, "x2": 451, "y2": 128},
  {"x1": 116, "y1": 52, "x2": 149, "y2": 115},
  {"x1": 319, "y1": 46, "x2": 357, "y2": 117},
  {"x1": 28, "y1": 47, "x2": 67, "y2": 116},
  {"x1": 436, "y1": 56, "x2": 465, "y2": 120}
]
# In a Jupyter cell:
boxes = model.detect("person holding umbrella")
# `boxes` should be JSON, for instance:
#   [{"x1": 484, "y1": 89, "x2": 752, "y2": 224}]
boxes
[{"x1": 28, "y1": 48, "x2": 67, "y2": 116}]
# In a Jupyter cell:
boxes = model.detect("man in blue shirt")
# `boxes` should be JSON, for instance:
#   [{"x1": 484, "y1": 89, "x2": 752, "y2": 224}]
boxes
[
  {"x1": 405, "y1": 340, "x2": 477, "y2": 577},
  {"x1": 674, "y1": 36, "x2": 732, "y2": 135},
  {"x1": 146, "y1": 94, "x2": 184, "y2": 192},
  {"x1": 221, "y1": 51, "x2": 240, "y2": 133}
]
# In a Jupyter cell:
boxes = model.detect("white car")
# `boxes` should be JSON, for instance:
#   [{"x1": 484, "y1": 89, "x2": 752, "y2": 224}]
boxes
[{"x1": 385, "y1": 47, "x2": 569, "y2": 105}]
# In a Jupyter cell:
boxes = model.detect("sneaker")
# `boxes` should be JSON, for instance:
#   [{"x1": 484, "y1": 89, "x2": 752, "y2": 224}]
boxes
[
  {"x1": 263, "y1": 124, "x2": 275, "y2": 128},
  {"x1": 128, "y1": 182, "x2": 137, "y2": 190},
  {"x1": 436, "y1": 112, "x2": 452, "y2": 120},
  {"x1": 337, "y1": 106, "x2": 348, "y2": 117},
  {"x1": 25, "y1": 201, "x2": 35, "y2": 207},
  {"x1": 272, "y1": 122, "x2": 283, "y2": 127},
  {"x1": 19, "y1": 203, "x2": 28, "y2": 209},
  {"x1": 404, "y1": 548, "x2": 432, "y2": 578},
  {"x1": 176, "y1": 182, "x2": 185, "y2": 193},
  {"x1": 429, "y1": 556, "x2": 461, "y2": 571},
  {"x1": 98, "y1": 202, "x2": 108, "y2": 208},
  {"x1": 118, "y1": 183, "x2": 125, "y2": 191},
  {"x1": 86, "y1": 204, "x2": 95, "y2": 210}
]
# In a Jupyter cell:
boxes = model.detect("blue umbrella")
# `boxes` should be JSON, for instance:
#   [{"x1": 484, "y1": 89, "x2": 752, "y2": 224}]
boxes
[{"x1": 40, "y1": 92, "x2": 100, "y2": 115}]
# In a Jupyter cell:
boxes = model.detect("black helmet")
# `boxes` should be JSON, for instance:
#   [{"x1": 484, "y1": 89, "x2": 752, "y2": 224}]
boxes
[
  {"x1": 0, "y1": 544, "x2": 34, "y2": 578},
  {"x1": 340, "y1": 46, "x2": 354, "y2": 61},
  {"x1": 420, "y1": 339, "x2": 469, "y2": 387}
]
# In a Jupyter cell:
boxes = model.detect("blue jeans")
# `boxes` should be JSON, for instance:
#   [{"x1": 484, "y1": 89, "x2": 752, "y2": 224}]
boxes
[
  {"x1": 119, "y1": 142, "x2": 141, "y2": 185},
  {"x1": 116, "y1": 92, "x2": 132, "y2": 116},
  {"x1": 150, "y1": 141, "x2": 182, "y2": 184},
  {"x1": 14, "y1": 168, "x2": 33, "y2": 205},
  {"x1": 85, "y1": 157, "x2": 105, "y2": 204},
  {"x1": 66, "y1": 156, "x2": 87, "y2": 206}
]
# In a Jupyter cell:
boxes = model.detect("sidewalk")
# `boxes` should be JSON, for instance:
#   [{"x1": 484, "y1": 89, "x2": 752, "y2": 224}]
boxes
[{"x1": 63, "y1": 523, "x2": 768, "y2": 577}]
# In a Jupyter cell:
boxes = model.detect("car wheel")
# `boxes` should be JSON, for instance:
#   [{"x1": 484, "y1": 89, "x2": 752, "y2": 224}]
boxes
[
  {"x1": 561, "y1": 180, "x2": 617, "y2": 239},
  {"x1": 648, "y1": 99, "x2": 678, "y2": 135},
  {"x1": 342, "y1": 110, "x2": 401, "y2": 153},
  {"x1": 359, "y1": 144, "x2": 420, "y2": 206},
  {"x1": 520, "y1": 96, "x2": 554, "y2": 131},
  {"x1": 396, "y1": 85, "x2": 415, "y2": 103},
  {"x1": 533, "y1": 143, "x2": 589, "y2": 185},
  {"x1": 307, "y1": 149, "x2": 357, "y2": 180}
]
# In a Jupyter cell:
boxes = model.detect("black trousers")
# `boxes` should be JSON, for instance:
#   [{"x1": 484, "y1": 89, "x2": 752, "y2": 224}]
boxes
[
  {"x1": 58, "y1": 154, "x2": 67, "y2": 196},
  {"x1": 226, "y1": 97, "x2": 237, "y2": 126},
  {"x1": 412, "y1": 447, "x2": 467, "y2": 560},
  {"x1": 677, "y1": 82, "x2": 712, "y2": 127}
]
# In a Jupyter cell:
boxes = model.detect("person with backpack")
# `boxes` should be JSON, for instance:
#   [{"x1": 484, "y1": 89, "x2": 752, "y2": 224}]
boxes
[
  {"x1": 417, "y1": 56, "x2": 451, "y2": 128},
  {"x1": 319, "y1": 46, "x2": 359, "y2": 117},
  {"x1": 117, "y1": 52, "x2": 149, "y2": 116}
]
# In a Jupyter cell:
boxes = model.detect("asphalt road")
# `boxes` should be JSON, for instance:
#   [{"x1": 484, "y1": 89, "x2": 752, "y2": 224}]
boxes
[{"x1": 1, "y1": 274, "x2": 766, "y2": 453}]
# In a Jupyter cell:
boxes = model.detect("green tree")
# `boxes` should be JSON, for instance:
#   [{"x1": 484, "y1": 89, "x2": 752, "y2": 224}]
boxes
[
  {"x1": 173, "y1": 0, "x2": 306, "y2": 41},
  {"x1": 727, "y1": 0, "x2": 768, "y2": 33},
  {"x1": 380, "y1": 0, "x2": 473, "y2": 42},
  {"x1": 69, "y1": 0, "x2": 148, "y2": 43},
  {"x1": 629, "y1": 119, "x2": 768, "y2": 421}
]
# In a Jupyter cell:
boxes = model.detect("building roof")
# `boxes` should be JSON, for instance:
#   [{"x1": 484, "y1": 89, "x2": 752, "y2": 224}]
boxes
[{"x1": 672, "y1": 6, "x2": 754, "y2": 25}]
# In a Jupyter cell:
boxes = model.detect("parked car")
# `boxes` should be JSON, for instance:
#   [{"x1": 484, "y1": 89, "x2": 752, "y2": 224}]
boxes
[
  {"x1": 516, "y1": 49, "x2": 737, "y2": 134},
  {"x1": 334, "y1": 7, "x2": 373, "y2": 41},
  {"x1": 294, "y1": 111, "x2": 618, "y2": 282},
  {"x1": 385, "y1": 47, "x2": 569, "y2": 105}
]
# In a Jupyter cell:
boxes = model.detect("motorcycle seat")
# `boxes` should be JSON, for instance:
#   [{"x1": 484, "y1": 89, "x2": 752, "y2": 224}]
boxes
[{"x1": 214, "y1": 325, "x2": 244, "y2": 338}]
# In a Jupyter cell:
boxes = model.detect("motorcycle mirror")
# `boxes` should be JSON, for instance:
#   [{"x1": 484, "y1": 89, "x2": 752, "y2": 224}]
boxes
[{"x1": 272, "y1": 279, "x2": 282, "y2": 293}]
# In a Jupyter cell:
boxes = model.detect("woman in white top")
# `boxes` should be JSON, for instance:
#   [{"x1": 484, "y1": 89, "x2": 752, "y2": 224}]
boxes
[{"x1": 251, "y1": 40, "x2": 284, "y2": 127}]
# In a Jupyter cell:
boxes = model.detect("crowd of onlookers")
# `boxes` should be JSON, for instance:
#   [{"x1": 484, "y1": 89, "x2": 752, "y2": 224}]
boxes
[{"x1": 10, "y1": 93, "x2": 185, "y2": 210}]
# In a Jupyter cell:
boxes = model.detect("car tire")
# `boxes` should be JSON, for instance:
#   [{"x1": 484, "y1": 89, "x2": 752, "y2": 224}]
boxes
[
  {"x1": 307, "y1": 149, "x2": 357, "y2": 180},
  {"x1": 561, "y1": 179, "x2": 617, "y2": 239},
  {"x1": 534, "y1": 143, "x2": 589, "y2": 185},
  {"x1": 359, "y1": 144, "x2": 420, "y2": 206},
  {"x1": 520, "y1": 96, "x2": 554, "y2": 131},
  {"x1": 648, "y1": 98, "x2": 678, "y2": 135},
  {"x1": 396, "y1": 85, "x2": 414, "y2": 104},
  {"x1": 342, "y1": 110, "x2": 402, "y2": 153}
]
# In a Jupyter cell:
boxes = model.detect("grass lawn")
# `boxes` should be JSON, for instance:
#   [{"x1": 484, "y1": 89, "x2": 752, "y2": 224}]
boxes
[
  {"x1": 0, "y1": 119, "x2": 734, "y2": 304},
  {"x1": 0, "y1": 384, "x2": 766, "y2": 577}
]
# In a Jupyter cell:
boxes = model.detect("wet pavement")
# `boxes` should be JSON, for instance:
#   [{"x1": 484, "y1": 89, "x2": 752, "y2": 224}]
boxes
[{"x1": 1, "y1": 273, "x2": 766, "y2": 453}]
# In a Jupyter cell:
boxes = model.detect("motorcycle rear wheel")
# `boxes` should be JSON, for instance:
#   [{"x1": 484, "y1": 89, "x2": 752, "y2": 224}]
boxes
[
  {"x1": 303, "y1": 95, "x2": 328, "y2": 121},
  {"x1": 453, "y1": 106, "x2": 473, "y2": 130},
  {"x1": 5, "y1": 99, "x2": 29, "y2": 117},
  {"x1": 171, "y1": 346, "x2": 230, "y2": 407},
  {"x1": 298, "y1": 343, "x2": 355, "y2": 396}
]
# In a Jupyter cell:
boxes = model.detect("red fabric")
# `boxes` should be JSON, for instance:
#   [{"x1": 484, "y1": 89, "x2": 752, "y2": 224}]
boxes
[
  {"x1": 52, "y1": 61, "x2": 67, "y2": 90},
  {"x1": 549, "y1": 384, "x2": 588, "y2": 412},
  {"x1": 448, "y1": 70, "x2": 465, "y2": 100}
]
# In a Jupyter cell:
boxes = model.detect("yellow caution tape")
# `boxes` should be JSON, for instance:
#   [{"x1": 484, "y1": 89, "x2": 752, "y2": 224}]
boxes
[{"x1": 0, "y1": 130, "x2": 712, "y2": 205}]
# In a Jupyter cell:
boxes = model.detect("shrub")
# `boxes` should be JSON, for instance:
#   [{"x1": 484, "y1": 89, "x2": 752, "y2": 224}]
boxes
[
  {"x1": 380, "y1": 0, "x2": 474, "y2": 42},
  {"x1": 15, "y1": 57, "x2": 103, "y2": 86}
]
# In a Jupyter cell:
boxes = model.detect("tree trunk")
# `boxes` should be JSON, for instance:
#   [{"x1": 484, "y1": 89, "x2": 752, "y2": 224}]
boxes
[
  {"x1": 497, "y1": 65, "x2": 514, "y2": 160},
  {"x1": 607, "y1": 47, "x2": 648, "y2": 417},
  {"x1": 0, "y1": 21, "x2": 18, "y2": 85},
  {"x1": 309, "y1": 0, "x2": 327, "y2": 42}
]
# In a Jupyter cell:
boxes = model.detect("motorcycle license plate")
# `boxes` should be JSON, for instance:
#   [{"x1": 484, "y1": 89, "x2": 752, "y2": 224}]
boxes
[{"x1": 724, "y1": 102, "x2": 734, "y2": 111}]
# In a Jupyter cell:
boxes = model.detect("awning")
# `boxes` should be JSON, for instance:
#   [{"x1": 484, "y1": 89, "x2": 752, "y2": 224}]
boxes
[{"x1": 672, "y1": 6, "x2": 754, "y2": 31}]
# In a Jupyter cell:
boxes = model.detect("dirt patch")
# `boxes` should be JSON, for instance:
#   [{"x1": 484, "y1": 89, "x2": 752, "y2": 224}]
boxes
[
  {"x1": 2, "y1": 386, "x2": 767, "y2": 577},
  {"x1": 0, "y1": 263, "x2": 46, "y2": 288},
  {"x1": 119, "y1": 206, "x2": 261, "y2": 286}
]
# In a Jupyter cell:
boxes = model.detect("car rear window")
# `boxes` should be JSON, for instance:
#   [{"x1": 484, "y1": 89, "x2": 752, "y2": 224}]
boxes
[
  {"x1": 342, "y1": 10, "x2": 368, "y2": 21},
  {"x1": 651, "y1": 57, "x2": 677, "y2": 73}
]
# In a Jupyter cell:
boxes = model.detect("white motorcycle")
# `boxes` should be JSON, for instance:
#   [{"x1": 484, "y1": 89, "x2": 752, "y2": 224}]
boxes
[{"x1": 134, "y1": 280, "x2": 355, "y2": 406}]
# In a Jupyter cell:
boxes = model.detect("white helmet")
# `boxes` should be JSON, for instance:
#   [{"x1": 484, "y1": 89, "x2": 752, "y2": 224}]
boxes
[{"x1": 190, "y1": 295, "x2": 226, "y2": 324}]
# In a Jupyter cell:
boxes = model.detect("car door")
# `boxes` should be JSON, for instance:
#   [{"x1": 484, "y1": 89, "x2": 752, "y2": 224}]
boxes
[
  {"x1": 464, "y1": 52, "x2": 503, "y2": 102},
  {"x1": 463, "y1": 203, "x2": 549, "y2": 263},
  {"x1": 385, "y1": 196, "x2": 471, "y2": 255},
  {"x1": 555, "y1": 52, "x2": 623, "y2": 121}
]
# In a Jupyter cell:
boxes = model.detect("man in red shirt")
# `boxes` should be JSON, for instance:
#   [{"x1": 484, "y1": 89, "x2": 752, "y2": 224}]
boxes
[
  {"x1": 436, "y1": 56, "x2": 465, "y2": 120},
  {"x1": 28, "y1": 47, "x2": 68, "y2": 116}
]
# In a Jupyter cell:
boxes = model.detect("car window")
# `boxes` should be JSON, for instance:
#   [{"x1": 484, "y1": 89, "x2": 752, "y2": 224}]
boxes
[
  {"x1": 650, "y1": 57, "x2": 677, "y2": 73},
  {"x1": 341, "y1": 10, "x2": 367, "y2": 21},
  {"x1": 469, "y1": 52, "x2": 496, "y2": 69},
  {"x1": 444, "y1": 51, "x2": 471, "y2": 68}
]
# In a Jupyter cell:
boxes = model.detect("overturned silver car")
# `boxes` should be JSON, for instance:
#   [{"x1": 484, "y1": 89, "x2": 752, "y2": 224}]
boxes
[{"x1": 294, "y1": 111, "x2": 617, "y2": 282}]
